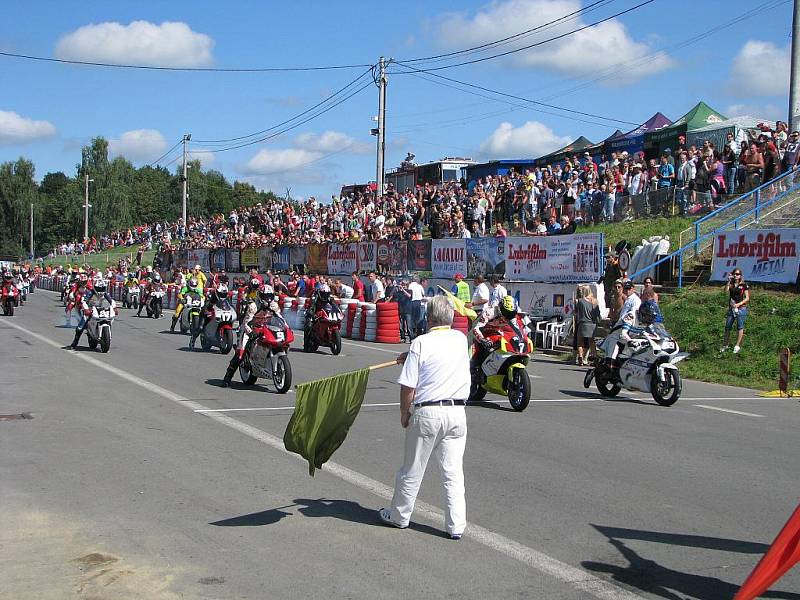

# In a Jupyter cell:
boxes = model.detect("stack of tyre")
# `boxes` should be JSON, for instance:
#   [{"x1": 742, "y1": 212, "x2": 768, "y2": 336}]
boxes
[
  {"x1": 375, "y1": 302, "x2": 401, "y2": 344},
  {"x1": 360, "y1": 303, "x2": 377, "y2": 342},
  {"x1": 295, "y1": 297, "x2": 309, "y2": 331},
  {"x1": 452, "y1": 312, "x2": 470, "y2": 336},
  {"x1": 352, "y1": 303, "x2": 364, "y2": 340},
  {"x1": 344, "y1": 302, "x2": 358, "y2": 338},
  {"x1": 339, "y1": 298, "x2": 359, "y2": 338}
]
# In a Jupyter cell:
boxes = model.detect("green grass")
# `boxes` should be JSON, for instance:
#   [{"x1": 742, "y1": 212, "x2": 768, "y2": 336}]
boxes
[
  {"x1": 43, "y1": 246, "x2": 156, "y2": 270},
  {"x1": 660, "y1": 287, "x2": 800, "y2": 391},
  {"x1": 580, "y1": 216, "x2": 694, "y2": 250}
]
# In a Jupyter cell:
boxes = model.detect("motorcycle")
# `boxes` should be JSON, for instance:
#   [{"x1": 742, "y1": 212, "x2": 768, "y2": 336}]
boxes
[
  {"x1": 85, "y1": 298, "x2": 116, "y2": 353},
  {"x1": 122, "y1": 285, "x2": 140, "y2": 309},
  {"x1": 583, "y1": 324, "x2": 687, "y2": 406},
  {"x1": 179, "y1": 291, "x2": 204, "y2": 335},
  {"x1": 15, "y1": 277, "x2": 27, "y2": 304},
  {"x1": 303, "y1": 302, "x2": 343, "y2": 355},
  {"x1": 145, "y1": 287, "x2": 165, "y2": 318},
  {"x1": 2, "y1": 284, "x2": 19, "y2": 316},
  {"x1": 469, "y1": 315, "x2": 534, "y2": 411},
  {"x1": 238, "y1": 313, "x2": 294, "y2": 393},
  {"x1": 199, "y1": 297, "x2": 237, "y2": 354}
]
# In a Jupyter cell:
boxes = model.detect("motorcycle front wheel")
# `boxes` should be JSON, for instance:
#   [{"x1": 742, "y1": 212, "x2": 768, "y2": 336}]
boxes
[
  {"x1": 153, "y1": 301, "x2": 162, "y2": 319},
  {"x1": 100, "y1": 328, "x2": 111, "y2": 353},
  {"x1": 180, "y1": 315, "x2": 190, "y2": 334},
  {"x1": 651, "y1": 369, "x2": 681, "y2": 406},
  {"x1": 219, "y1": 329, "x2": 234, "y2": 355},
  {"x1": 239, "y1": 356, "x2": 258, "y2": 385},
  {"x1": 273, "y1": 355, "x2": 292, "y2": 393},
  {"x1": 468, "y1": 370, "x2": 487, "y2": 403},
  {"x1": 330, "y1": 330, "x2": 342, "y2": 355},
  {"x1": 508, "y1": 368, "x2": 531, "y2": 412}
]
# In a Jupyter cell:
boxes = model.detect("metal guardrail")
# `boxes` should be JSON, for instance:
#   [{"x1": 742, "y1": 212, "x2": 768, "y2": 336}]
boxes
[{"x1": 629, "y1": 170, "x2": 800, "y2": 287}]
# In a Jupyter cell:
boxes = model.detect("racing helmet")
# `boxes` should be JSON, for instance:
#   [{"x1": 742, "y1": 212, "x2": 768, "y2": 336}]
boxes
[
  {"x1": 218, "y1": 272, "x2": 229, "y2": 285},
  {"x1": 93, "y1": 278, "x2": 107, "y2": 293},
  {"x1": 146, "y1": 265, "x2": 153, "y2": 273},
  {"x1": 247, "y1": 278, "x2": 260, "y2": 294},
  {"x1": 638, "y1": 300, "x2": 662, "y2": 326},
  {"x1": 258, "y1": 283, "x2": 275, "y2": 304},
  {"x1": 2, "y1": 271, "x2": 12, "y2": 283},
  {"x1": 317, "y1": 283, "x2": 331, "y2": 304},
  {"x1": 152, "y1": 273, "x2": 162, "y2": 283},
  {"x1": 499, "y1": 295, "x2": 518, "y2": 320},
  {"x1": 77, "y1": 273, "x2": 89, "y2": 285},
  {"x1": 217, "y1": 283, "x2": 229, "y2": 296},
  {"x1": 188, "y1": 277, "x2": 198, "y2": 289}
]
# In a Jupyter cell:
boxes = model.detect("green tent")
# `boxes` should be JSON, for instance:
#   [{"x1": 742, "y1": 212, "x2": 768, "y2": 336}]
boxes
[
  {"x1": 534, "y1": 136, "x2": 595, "y2": 167},
  {"x1": 644, "y1": 101, "x2": 726, "y2": 158}
]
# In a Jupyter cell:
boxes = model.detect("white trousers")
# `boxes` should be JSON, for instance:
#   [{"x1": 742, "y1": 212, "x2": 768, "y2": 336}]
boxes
[{"x1": 388, "y1": 404, "x2": 467, "y2": 535}]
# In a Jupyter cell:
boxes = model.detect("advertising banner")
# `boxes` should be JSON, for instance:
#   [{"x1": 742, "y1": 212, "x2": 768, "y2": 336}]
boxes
[
  {"x1": 187, "y1": 249, "x2": 209, "y2": 271},
  {"x1": 376, "y1": 240, "x2": 408, "y2": 273},
  {"x1": 272, "y1": 246, "x2": 290, "y2": 271},
  {"x1": 257, "y1": 247, "x2": 272, "y2": 271},
  {"x1": 240, "y1": 248, "x2": 259, "y2": 268},
  {"x1": 226, "y1": 249, "x2": 240, "y2": 272},
  {"x1": 358, "y1": 242, "x2": 377, "y2": 272},
  {"x1": 710, "y1": 229, "x2": 800, "y2": 284},
  {"x1": 289, "y1": 245, "x2": 307, "y2": 268},
  {"x1": 173, "y1": 249, "x2": 188, "y2": 269},
  {"x1": 211, "y1": 249, "x2": 226, "y2": 272},
  {"x1": 431, "y1": 239, "x2": 467, "y2": 278},
  {"x1": 505, "y1": 233, "x2": 603, "y2": 282},
  {"x1": 327, "y1": 242, "x2": 359, "y2": 275},
  {"x1": 406, "y1": 240, "x2": 432, "y2": 272},
  {"x1": 466, "y1": 238, "x2": 505, "y2": 278},
  {"x1": 306, "y1": 244, "x2": 328, "y2": 274}
]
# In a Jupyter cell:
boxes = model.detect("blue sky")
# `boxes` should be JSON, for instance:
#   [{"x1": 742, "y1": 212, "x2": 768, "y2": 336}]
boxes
[{"x1": 0, "y1": 0, "x2": 793, "y2": 200}]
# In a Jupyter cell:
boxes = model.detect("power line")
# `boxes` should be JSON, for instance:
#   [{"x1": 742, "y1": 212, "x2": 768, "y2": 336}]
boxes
[
  {"x1": 392, "y1": 0, "x2": 656, "y2": 73},
  {"x1": 147, "y1": 139, "x2": 183, "y2": 167},
  {"x1": 0, "y1": 50, "x2": 373, "y2": 72}
]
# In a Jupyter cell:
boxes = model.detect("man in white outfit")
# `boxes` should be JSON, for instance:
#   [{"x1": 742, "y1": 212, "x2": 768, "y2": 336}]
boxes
[{"x1": 379, "y1": 295, "x2": 470, "y2": 539}]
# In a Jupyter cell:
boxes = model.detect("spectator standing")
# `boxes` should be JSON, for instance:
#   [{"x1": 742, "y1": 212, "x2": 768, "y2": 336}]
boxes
[
  {"x1": 721, "y1": 269, "x2": 750, "y2": 354},
  {"x1": 452, "y1": 273, "x2": 470, "y2": 304},
  {"x1": 608, "y1": 279, "x2": 625, "y2": 324},
  {"x1": 468, "y1": 274, "x2": 490, "y2": 317},
  {"x1": 351, "y1": 271, "x2": 365, "y2": 302},
  {"x1": 407, "y1": 276, "x2": 425, "y2": 338},
  {"x1": 574, "y1": 284, "x2": 600, "y2": 366},
  {"x1": 744, "y1": 142, "x2": 765, "y2": 192},
  {"x1": 487, "y1": 274, "x2": 508, "y2": 310},
  {"x1": 722, "y1": 134, "x2": 737, "y2": 195},
  {"x1": 368, "y1": 271, "x2": 385, "y2": 302},
  {"x1": 640, "y1": 277, "x2": 659, "y2": 304},
  {"x1": 379, "y1": 295, "x2": 469, "y2": 540}
]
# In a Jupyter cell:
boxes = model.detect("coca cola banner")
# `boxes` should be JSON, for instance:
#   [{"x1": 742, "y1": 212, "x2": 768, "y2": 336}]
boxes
[
  {"x1": 327, "y1": 242, "x2": 359, "y2": 275},
  {"x1": 711, "y1": 229, "x2": 800, "y2": 284},
  {"x1": 432, "y1": 239, "x2": 467, "y2": 278},
  {"x1": 466, "y1": 238, "x2": 504, "y2": 278},
  {"x1": 407, "y1": 240, "x2": 432, "y2": 272},
  {"x1": 358, "y1": 242, "x2": 377, "y2": 272},
  {"x1": 505, "y1": 233, "x2": 603, "y2": 282}
]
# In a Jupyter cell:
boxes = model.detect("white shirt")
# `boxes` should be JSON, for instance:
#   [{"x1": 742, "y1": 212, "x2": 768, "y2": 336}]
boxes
[
  {"x1": 488, "y1": 284, "x2": 508, "y2": 308},
  {"x1": 472, "y1": 282, "x2": 490, "y2": 308},
  {"x1": 338, "y1": 283, "x2": 354, "y2": 299},
  {"x1": 408, "y1": 281, "x2": 424, "y2": 301},
  {"x1": 616, "y1": 293, "x2": 642, "y2": 327},
  {"x1": 397, "y1": 327, "x2": 470, "y2": 403},
  {"x1": 371, "y1": 278, "x2": 385, "y2": 301}
]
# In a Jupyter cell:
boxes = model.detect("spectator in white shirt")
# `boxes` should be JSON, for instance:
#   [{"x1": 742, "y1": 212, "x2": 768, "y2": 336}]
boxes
[
  {"x1": 468, "y1": 274, "x2": 490, "y2": 316},
  {"x1": 368, "y1": 271, "x2": 385, "y2": 302}
]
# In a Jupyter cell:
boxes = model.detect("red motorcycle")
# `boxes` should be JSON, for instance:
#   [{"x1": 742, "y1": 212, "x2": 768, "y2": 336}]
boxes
[
  {"x1": 303, "y1": 302, "x2": 343, "y2": 355},
  {"x1": 2, "y1": 284, "x2": 19, "y2": 316},
  {"x1": 238, "y1": 313, "x2": 294, "y2": 393}
]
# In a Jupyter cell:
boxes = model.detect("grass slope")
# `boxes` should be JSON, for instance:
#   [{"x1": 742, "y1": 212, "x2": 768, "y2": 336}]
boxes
[
  {"x1": 660, "y1": 287, "x2": 800, "y2": 391},
  {"x1": 44, "y1": 246, "x2": 156, "y2": 270},
  {"x1": 580, "y1": 216, "x2": 694, "y2": 250}
]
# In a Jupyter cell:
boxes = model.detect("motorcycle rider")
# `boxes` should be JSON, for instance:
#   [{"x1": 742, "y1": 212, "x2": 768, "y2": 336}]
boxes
[
  {"x1": 190, "y1": 277, "x2": 230, "y2": 350},
  {"x1": 605, "y1": 280, "x2": 643, "y2": 371},
  {"x1": 65, "y1": 273, "x2": 89, "y2": 325},
  {"x1": 304, "y1": 283, "x2": 337, "y2": 337},
  {"x1": 170, "y1": 275, "x2": 203, "y2": 332},
  {"x1": 471, "y1": 294, "x2": 521, "y2": 371},
  {"x1": 137, "y1": 272, "x2": 164, "y2": 317},
  {"x1": 68, "y1": 277, "x2": 115, "y2": 348},
  {"x1": 222, "y1": 282, "x2": 280, "y2": 387}
]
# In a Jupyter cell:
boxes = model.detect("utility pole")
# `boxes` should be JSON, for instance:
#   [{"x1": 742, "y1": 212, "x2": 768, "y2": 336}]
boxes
[
  {"x1": 29, "y1": 203, "x2": 34, "y2": 259},
  {"x1": 791, "y1": 0, "x2": 800, "y2": 130},
  {"x1": 182, "y1": 133, "x2": 191, "y2": 225},
  {"x1": 83, "y1": 173, "x2": 93, "y2": 242},
  {"x1": 375, "y1": 57, "x2": 387, "y2": 199}
]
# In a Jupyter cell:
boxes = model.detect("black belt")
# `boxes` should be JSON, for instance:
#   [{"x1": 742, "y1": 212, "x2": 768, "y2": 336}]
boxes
[{"x1": 415, "y1": 399, "x2": 467, "y2": 407}]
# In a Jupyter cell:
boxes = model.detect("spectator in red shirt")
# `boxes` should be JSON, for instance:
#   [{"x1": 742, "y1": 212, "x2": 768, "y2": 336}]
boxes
[{"x1": 351, "y1": 271, "x2": 365, "y2": 301}]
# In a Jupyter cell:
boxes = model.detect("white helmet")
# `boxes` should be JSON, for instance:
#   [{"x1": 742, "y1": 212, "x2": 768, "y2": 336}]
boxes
[{"x1": 217, "y1": 283, "x2": 229, "y2": 295}]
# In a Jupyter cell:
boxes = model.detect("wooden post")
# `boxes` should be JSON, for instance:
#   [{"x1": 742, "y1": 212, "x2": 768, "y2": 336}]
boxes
[{"x1": 779, "y1": 348, "x2": 791, "y2": 395}]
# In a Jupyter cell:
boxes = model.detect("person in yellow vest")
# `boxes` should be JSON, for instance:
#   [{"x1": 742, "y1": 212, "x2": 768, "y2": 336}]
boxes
[{"x1": 451, "y1": 273, "x2": 470, "y2": 305}]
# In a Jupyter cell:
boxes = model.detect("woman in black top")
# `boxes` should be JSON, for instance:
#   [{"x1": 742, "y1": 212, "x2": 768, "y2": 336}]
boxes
[{"x1": 722, "y1": 269, "x2": 750, "y2": 354}]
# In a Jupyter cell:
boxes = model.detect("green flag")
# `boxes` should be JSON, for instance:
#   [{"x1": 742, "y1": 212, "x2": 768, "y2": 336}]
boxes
[{"x1": 283, "y1": 368, "x2": 370, "y2": 476}]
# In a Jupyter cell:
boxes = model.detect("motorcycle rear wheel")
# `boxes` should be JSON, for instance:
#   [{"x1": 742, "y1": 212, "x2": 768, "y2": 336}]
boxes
[
  {"x1": 219, "y1": 329, "x2": 234, "y2": 355},
  {"x1": 153, "y1": 302, "x2": 162, "y2": 319},
  {"x1": 595, "y1": 371, "x2": 621, "y2": 397},
  {"x1": 179, "y1": 315, "x2": 189, "y2": 334},
  {"x1": 330, "y1": 330, "x2": 342, "y2": 355},
  {"x1": 88, "y1": 337, "x2": 98, "y2": 350},
  {"x1": 651, "y1": 369, "x2": 681, "y2": 406},
  {"x1": 273, "y1": 355, "x2": 292, "y2": 393},
  {"x1": 508, "y1": 368, "x2": 531, "y2": 412}
]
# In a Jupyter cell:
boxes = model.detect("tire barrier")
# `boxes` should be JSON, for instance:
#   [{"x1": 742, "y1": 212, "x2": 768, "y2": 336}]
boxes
[
  {"x1": 339, "y1": 299, "x2": 359, "y2": 339},
  {"x1": 452, "y1": 313, "x2": 470, "y2": 337},
  {"x1": 352, "y1": 305, "x2": 363, "y2": 341},
  {"x1": 375, "y1": 302, "x2": 401, "y2": 344}
]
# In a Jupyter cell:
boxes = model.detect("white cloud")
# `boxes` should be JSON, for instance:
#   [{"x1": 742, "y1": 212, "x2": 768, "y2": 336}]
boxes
[
  {"x1": 480, "y1": 120, "x2": 571, "y2": 157},
  {"x1": 241, "y1": 148, "x2": 322, "y2": 175},
  {"x1": 109, "y1": 129, "x2": 167, "y2": 163},
  {"x1": 55, "y1": 21, "x2": 214, "y2": 67},
  {"x1": 187, "y1": 149, "x2": 216, "y2": 166},
  {"x1": 726, "y1": 103, "x2": 783, "y2": 122},
  {"x1": 294, "y1": 130, "x2": 372, "y2": 154},
  {"x1": 729, "y1": 40, "x2": 790, "y2": 97},
  {"x1": 0, "y1": 110, "x2": 56, "y2": 146},
  {"x1": 436, "y1": 0, "x2": 673, "y2": 82}
]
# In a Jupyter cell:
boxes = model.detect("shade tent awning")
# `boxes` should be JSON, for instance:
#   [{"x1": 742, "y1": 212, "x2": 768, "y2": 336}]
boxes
[
  {"x1": 686, "y1": 116, "x2": 776, "y2": 152},
  {"x1": 606, "y1": 112, "x2": 673, "y2": 155},
  {"x1": 534, "y1": 136, "x2": 595, "y2": 166},
  {"x1": 645, "y1": 102, "x2": 727, "y2": 155}
]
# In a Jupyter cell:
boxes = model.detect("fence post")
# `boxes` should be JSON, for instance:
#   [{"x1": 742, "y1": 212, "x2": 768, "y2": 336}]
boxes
[
  {"x1": 693, "y1": 222, "x2": 700, "y2": 257},
  {"x1": 754, "y1": 189, "x2": 761, "y2": 222},
  {"x1": 678, "y1": 253, "x2": 683, "y2": 288}
]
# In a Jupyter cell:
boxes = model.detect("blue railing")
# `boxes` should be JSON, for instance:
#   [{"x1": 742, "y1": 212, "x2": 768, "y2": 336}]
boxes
[{"x1": 629, "y1": 170, "x2": 800, "y2": 287}]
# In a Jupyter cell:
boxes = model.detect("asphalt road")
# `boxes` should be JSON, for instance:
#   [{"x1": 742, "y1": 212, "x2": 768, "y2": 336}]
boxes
[{"x1": 2, "y1": 290, "x2": 799, "y2": 600}]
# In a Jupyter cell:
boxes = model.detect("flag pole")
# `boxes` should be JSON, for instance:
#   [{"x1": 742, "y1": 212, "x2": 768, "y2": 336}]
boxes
[{"x1": 369, "y1": 360, "x2": 400, "y2": 370}]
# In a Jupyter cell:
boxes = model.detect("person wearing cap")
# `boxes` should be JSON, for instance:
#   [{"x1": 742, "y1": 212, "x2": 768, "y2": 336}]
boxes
[
  {"x1": 192, "y1": 264, "x2": 207, "y2": 291},
  {"x1": 379, "y1": 295, "x2": 469, "y2": 540},
  {"x1": 451, "y1": 273, "x2": 470, "y2": 304}
]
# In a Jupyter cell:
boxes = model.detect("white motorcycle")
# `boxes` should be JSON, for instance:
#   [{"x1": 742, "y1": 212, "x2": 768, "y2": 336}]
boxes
[
  {"x1": 583, "y1": 324, "x2": 688, "y2": 406},
  {"x1": 122, "y1": 284, "x2": 140, "y2": 309},
  {"x1": 145, "y1": 287, "x2": 165, "y2": 319},
  {"x1": 15, "y1": 277, "x2": 27, "y2": 304},
  {"x1": 200, "y1": 298, "x2": 236, "y2": 354},
  {"x1": 86, "y1": 298, "x2": 116, "y2": 353}
]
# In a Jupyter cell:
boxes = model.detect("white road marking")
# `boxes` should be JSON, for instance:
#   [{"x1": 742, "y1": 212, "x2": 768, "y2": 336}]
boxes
[
  {"x1": 3, "y1": 318, "x2": 645, "y2": 600},
  {"x1": 693, "y1": 404, "x2": 766, "y2": 418}
]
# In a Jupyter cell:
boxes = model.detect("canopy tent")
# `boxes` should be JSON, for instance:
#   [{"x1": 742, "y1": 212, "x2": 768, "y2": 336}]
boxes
[
  {"x1": 686, "y1": 116, "x2": 776, "y2": 152},
  {"x1": 606, "y1": 112, "x2": 672, "y2": 157},
  {"x1": 585, "y1": 130, "x2": 623, "y2": 161},
  {"x1": 644, "y1": 102, "x2": 727, "y2": 158},
  {"x1": 534, "y1": 136, "x2": 595, "y2": 167}
]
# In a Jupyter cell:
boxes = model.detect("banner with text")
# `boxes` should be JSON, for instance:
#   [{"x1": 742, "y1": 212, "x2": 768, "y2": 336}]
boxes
[
  {"x1": 431, "y1": 239, "x2": 467, "y2": 278},
  {"x1": 211, "y1": 249, "x2": 226, "y2": 272},
  {"x1": 466, "y1": 238, "x2": 505, "y2": 278},
  {"x1": 187, "y1": 249, "x2": 209, "y2": 271},
  {"x1": 376, "y1": 240, "x2": 408, "y2": 273},
  {"x1": 710, "y1": 229, "x2": 800, "y2": 283},
  {"x1": 505, "y1": 233, "x2": 603, "y2": 282},
  {"x1": 407, "y1": 240, "x2": 432, "y2": 272},
  {"x1": 327, "y1": 242, "x2": 359, "y2": 275},
  {"x1": 358, "y1": 242, "x2": 377, "y2": 272},
  {"x1": 240, "y1": 248, "x2": 259, "y2": 269},
  {"x1": 272, "y1": 246, "x2": 290, "y2": 271},
  {"x1": 306, "y1": 244, "x2": 328, "y2": 274},
  {"x1": 226, "y1": 249, "x2": 240, "y2": 273},
  {"x1": 289, "y1": 245, "x2": 307, "y2": 268}
]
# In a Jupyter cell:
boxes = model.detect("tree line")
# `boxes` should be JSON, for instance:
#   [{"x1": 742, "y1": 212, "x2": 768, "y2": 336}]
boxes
[{"x1": 0, "y1": 137, "x2": 280, "y2": 258}]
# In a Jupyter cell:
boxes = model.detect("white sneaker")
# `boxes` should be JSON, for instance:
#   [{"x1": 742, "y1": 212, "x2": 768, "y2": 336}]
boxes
[
  {"x1": 720, "y1": 346, "x2": 729, "y2": 353},
  {"x1": 733, "y1": 345, "x2": 741, "y2": 354}
]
